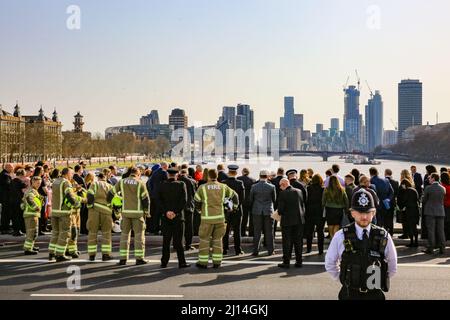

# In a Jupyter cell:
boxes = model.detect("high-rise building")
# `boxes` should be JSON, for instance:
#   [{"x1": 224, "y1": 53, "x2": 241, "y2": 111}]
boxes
[
  {"x1": 365, "y1": 91, "x2": 384, "y2": 151},
  {"x1": 294, "y1": 114, "x2": 304, "y2": 129},
  {"x1": 169, "y1": 108, "x2": 188, "y2": 130},
  {"x1": 236, "y1": 104, "x2": 254, "y2": 131},
  {"x1": 331, "y1": 118, "x2": 340, "y2": 131},
  {"x1": 221, "y1": 106, "x2": 236, "y2": 129},
  {"x1": 343, "y1": 85, "x2": 362, "y2": 144},
  {"x1": 383, "y1": 130, "x2": 398, "y2": 146},
  {"x1": 316, "y1": 123, "x2": 324, "y2": 134},
  {"x1": 280, "y1": 117, "x2": 285, "y2": 129},
  {"x1": 284, "y1": 97, "x2": 295, "y2": 129},
  {"x1": 262, "y1": 122, "x2": 276, "y2": 151},
  {"x1": 398, "y1": 79, "x2": 422, "y2": 140},
  {"x1": 140, "y1": 110, "x2": 160, "y2": 126}
]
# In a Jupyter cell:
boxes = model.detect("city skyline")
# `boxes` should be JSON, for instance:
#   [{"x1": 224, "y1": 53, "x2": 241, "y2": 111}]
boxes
[{"x1": 2, "y1": 0, "x2": 450, "y2": 134}]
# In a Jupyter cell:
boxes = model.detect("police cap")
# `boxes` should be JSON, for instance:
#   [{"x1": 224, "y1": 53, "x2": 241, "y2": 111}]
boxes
[
  {"x1": 286, "y1": 169, "x2": 298, "y2": 176},
  {"x1": 351, "y1": 189, "x2": 376, "y2": 213},
  {"x1": 228, "y1": 164, "x2": 239, "y2": 172}
]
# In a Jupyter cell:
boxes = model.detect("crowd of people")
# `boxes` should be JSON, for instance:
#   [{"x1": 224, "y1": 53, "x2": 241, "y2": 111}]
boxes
[{"x1": 0, "y1": 160, "x2": 449, "y2": 268}]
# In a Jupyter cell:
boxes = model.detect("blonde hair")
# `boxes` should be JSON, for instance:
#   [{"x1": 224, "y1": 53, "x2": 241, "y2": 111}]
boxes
[
  {"x1": 400, "y1": 169, "x2": 414, "y2": 187},
  {"x1": 85, "y1": 172, "x2": 95, "y2": 185}
]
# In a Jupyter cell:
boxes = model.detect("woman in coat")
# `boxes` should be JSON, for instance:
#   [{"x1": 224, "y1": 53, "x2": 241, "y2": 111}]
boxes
[
  {"x1": 398, "y1": 179, "x2": 420, "y2": 247},
  {"x1": 305, "y1": 174, "x2": 325, "y2": 254},
  {"x1": 322, "y1": 175, "x2": 348, "y2": 239}
]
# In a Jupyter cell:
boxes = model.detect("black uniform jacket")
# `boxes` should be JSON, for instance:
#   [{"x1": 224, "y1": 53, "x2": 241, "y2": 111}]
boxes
[{"x1": 158, "y1": 179, "x2": 187, "y2": 223}]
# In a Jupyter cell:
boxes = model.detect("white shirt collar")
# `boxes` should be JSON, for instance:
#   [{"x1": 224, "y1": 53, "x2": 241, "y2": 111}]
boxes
[{"x1": 355, "y1": 223, "x2": 371, "y2": 239}]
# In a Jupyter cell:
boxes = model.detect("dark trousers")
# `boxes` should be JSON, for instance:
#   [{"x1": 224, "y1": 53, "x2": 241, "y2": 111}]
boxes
[
  {"x1": 241, "y1": 205, "x2": 252, "y2": 236},
  {"x1": 305, "y1": 217, "x2": 325, "y2": 253},
  {"x1": 161, "y1": 220, "x2": 186, "y2": 266},
  {"x1": 253, "y1": 215, "x2": 274, "y2": 254},
  {"x1": 281, "y1": 223, "x2": 304, "y2": 264},
  {"x1": 39, "y1": 203, "x2": 48, "y2": 233},
  {"x1": 80, "y1": 205, "x2": 88, "y2": 235},
  {"x1": 193, "y1": 210, "x2": 201, "y2": 236},
  {"x1": 184, "y1": 210, "x2": 194, "y2": 248},
  {"x1": 444, "y1": 207, "x2": 450, "y2": 241},
  {"x1": 150, "y1": 200, "x2": 162, "y2": 233},
  {"x1": 421, "y1": 208, "x2": 428, "y2": 239},
  {"x1": 12, "y1": 203, "x2": 25, "y2": 233},
  {"x1": 426, "y1": 216, "x2": 446, "y2": 250},
  {"x1": 0, "y1": 202, "x2": 11, "y2": 231},
  {"x1": 338, "y1": 287, "x2": 385, "y2": 300},
  {"x1": 223, "y1": 211, "x2": 242, "y2": 254},
  {"x1": 383, "y1": 208, "x2": 395, "y2": 236}
]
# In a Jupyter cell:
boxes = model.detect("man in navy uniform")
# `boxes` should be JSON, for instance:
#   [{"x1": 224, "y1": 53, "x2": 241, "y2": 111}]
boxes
[
  {"x1": 222, "y1": 165, "x2": 245, "y2": 255},
  {"x1": 325, "y1": 189, "x2": 397, "y2": 300},
  {"x1": 158, "y1": 168, "x2": 190, "y2": 269}
]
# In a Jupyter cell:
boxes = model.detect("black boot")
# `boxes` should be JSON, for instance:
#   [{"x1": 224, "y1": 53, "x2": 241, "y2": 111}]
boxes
[
  {"x1": 102, "y1": 254, "x2": 113, "y2": 261},
  {"x1": 136, "y1": 259, "x2": 148, "y2": 266},
  {"x1": 55, "y1": 255, "x2": 72, "y2": 262},
  {"x1": 24, "y1": 250, "x2": 38, "y2": 256},
  {"x1": 48, "y1": 253, "x2": 55, "y2": 261},
  {"x1": 117, "y1": 259, "x2": 127, "y2": 266}
]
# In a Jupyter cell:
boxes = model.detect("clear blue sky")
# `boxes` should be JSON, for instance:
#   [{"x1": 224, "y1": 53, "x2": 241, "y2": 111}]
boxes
[{"x1": 1, "y1": 0, "x2": 450, "y2": 134}]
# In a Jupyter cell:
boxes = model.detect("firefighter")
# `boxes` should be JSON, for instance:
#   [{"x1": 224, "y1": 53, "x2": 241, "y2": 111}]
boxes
[
  {"x1": 107, "y1": 167, "x2": 150, "y2": 266},
  {"x1": 194, "y1": 169, "x2": 238, "y2": 269},
  {"x1": 22, "y1": 176, "x2": 44, "y2": 255},
  {"x1": 86, "y1": 172, "x2": 114, "y2": 261}
]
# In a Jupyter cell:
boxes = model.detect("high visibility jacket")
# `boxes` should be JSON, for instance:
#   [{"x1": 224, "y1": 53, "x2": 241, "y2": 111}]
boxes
[
  {"x1": 51, "y1": 178, "x2": 82, "y2": 217},
  {"x1": 22, "y1": 188, "x2": 43, "y2": 218},
  {"x1": 107, "y1": 175, "x2": 149, "y2": 218},
  {"x1": 87, "y1": 180, "x2": 113, "y2": 215},
  {"x1": 194, "y1": 180, "x2": 238, "y2": 224}
]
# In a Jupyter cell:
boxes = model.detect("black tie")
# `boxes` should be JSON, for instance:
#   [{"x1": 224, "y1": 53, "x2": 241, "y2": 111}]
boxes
[{"x1": 362, "y1": 229, "x2": 369, "y2": 248}]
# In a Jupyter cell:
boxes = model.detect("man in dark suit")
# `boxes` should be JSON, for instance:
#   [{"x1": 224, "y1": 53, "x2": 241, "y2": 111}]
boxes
[
  {"x1": 0, "y1": 163, "x2": 14, "y2": 234},
  {"x1": 271, "y1": 168, "x2": 285, "y2": 238},
  {"x1": 147, "y1": 162, "x2": 168, "y2": 234},
  {"x1": 237, "y1": 168, "x2": 256, "y2": 237},
  {"x1": 73, "y1": 165, "x2": 86, "y2": 189},
  {"x1": 385, "y1": 169, "x2": 399, "y2": 236},
  {"x1": 158, "y1": 168, "x2": 190, "y2": 268},
  {"x1": 286, "y1": 169, "x2": 308, "y2": 203},
  {"x1": 178, "y1": 169, "x2": 197, "y2": 251},
  {"x1": 277, "y1": 178, "x2": 305, "y2": 268},
  {"x1": 249, "y1": 170, "x2": 276, "y2": 256},
  {"x1": 422, "y1": 173, "x2": 446, "y2": 255},
  {"x1": 217, "y1": 164, "x2": 229, "y2": 183},
  {"x1": 411, "y1": 166, "x2": 424, "y2": 197},
  {"x1": 223, "y1": 165, "x2": 245, "y2": 255}
]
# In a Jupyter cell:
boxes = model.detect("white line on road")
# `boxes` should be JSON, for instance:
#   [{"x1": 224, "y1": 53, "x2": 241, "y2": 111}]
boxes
[
  {"x1": 30, "y1": 294, "x2": 183, "y2": 298},
  {"x1": 1, "y1": 259, "x2": 449, "y2": 268}
]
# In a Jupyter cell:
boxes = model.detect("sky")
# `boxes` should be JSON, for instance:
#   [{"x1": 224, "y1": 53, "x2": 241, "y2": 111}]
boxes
[{"x1": 1, "y1": 0, "x2": 450, "y2": 135}]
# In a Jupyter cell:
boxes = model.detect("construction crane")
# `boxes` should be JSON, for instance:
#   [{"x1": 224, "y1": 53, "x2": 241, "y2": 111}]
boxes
[
  {"x1": 355, "y1": 69, "x2": 361, "y2": 91},
  {"x1": 365, "y1": 80, "x2": 374, "y2": 98},
  {"x1": 343, "y1": 76, "x2": 350, "y2": 91}
]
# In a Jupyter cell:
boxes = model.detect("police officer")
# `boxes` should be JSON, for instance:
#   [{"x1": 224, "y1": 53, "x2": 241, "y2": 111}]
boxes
[
  {"x1": 158, "y1": 168, "x2": 190, "y2": 268},
  {"x1": 194, "y1": 169, "x2": 239, "y2": 269},
  {"x1": 107, "y1": 167, "x2": 150, "y2": 266},
  {"x1": 286, "y1": 169, "x2": 308, "y2": 202},
  {"x1": 86, "y1": 172, "x2": 114, "y2": 261},
  {"x1": 49, "y1": 168, "x2": 85, "y2": 262},
  {"x1": 325, "y1": 189, "x2": 398, "y2": 300},
  {"x1": 222, "y1": 164, "x2": 245, "y2": 255},
  {"x1": 22, "y1": 176, "x2": 44, "y2": 255}
]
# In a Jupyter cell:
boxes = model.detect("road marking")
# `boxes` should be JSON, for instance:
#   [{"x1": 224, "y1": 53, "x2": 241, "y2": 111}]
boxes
[
  {"x1": 30, "y1": 294, "x2": 183, "y2": 298},
  {"x1": 1, "y1": 259, "x2": 449, "y2": 268}
]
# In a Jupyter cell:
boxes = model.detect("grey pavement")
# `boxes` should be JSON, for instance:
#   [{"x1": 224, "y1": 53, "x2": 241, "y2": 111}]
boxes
[{"x1": 0, "y1": 234, "x2": 449, "y2": 300}]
